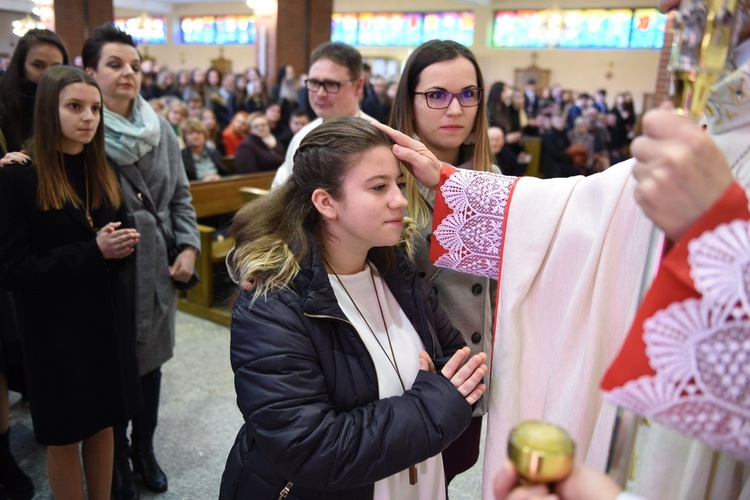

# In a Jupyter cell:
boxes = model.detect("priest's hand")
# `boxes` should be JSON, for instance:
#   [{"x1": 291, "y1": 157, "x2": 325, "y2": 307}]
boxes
[
  {"x1": 631, "y1": 108, "x2": 734, "y2": 241},
  {"x1": 371, "y1": 122, "x2": 442, "y2": 190},
  {"x1": 438, "y1": 346, "x2": 487, "y2": 406}
]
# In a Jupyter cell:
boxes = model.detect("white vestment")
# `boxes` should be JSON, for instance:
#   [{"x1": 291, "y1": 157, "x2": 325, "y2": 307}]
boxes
[
  {"x1": 625, "y1": 56, "x2": 750, "y2": 500},
  {"x1": 429, "y1": 56, "x2": 750, "y2": 500}
]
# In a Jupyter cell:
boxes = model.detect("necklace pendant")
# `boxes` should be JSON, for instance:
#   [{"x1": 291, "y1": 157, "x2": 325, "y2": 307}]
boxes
[
  {"x1": 409, "y1": 465, "x2": 418, "y2": 485},
  {"x1": 85, "y1": 212, "x2": 94, "y2": 228}
]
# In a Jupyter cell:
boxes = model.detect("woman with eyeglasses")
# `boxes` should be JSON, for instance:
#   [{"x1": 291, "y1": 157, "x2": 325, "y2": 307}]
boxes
[{"x1": 389, "y1": 40, "x2": 497, "y2": 487}]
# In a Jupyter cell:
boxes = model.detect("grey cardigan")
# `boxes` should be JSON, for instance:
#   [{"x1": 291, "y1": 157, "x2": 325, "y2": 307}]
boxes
[{"x1": 414, "y1": 159, "x2": 499, "y2": 416}]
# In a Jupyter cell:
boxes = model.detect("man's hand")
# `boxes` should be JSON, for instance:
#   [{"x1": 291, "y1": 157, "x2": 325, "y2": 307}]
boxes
[{"x1": 631, "y1": 108, "x2": 734, "y2": 241}]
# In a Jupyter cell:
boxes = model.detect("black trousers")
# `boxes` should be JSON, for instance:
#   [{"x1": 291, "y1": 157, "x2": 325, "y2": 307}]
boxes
[{"x1": 114, "y1": 367, "x2": 162, "y2": 451}]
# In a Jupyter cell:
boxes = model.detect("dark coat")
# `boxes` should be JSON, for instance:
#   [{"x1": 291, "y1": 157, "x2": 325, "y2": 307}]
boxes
[
  {"x1": 220, "y1": 244, "x2": 471, "y2": 499},
  {"x1": 180, "y1": 146, "x2": 227, "y2": 181},
  {"x1": 0, "y1": 157, "x2": 141, "y2": 445},
  {"x1": 233, "y1": 135, "x2": 285, "y2": 174},
  {"x1": 541, "y1": 128, "x2": 578, "y2": 178}
]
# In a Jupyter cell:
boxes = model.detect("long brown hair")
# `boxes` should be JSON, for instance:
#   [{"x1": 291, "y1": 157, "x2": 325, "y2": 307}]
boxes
[
  {"x1": 229, "y1": 117, "x2": 417, "y2": 301},
  {"x1": 30, "y1": 65, "x2": 121, "y2": 211},
  {"x1": 389, "y1": 40, "x2": 493, "y2": 229},
  {"x1": 0, "y1": 29, "x2": 69, "y2": 153}
]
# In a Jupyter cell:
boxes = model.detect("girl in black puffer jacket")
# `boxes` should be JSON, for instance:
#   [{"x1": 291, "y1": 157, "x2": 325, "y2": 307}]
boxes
[{"x1": 220, "y1": 117, "x2": 487, "y2": 500}]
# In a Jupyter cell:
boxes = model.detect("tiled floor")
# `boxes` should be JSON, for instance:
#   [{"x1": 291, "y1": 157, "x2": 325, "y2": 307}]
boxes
[{"x1": 7, "y1": 311, "x2": 484, "y2": 499}]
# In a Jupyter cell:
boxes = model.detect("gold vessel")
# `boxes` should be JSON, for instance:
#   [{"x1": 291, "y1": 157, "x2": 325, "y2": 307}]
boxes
[{"x1": 508, "y1": 420, "x2": 575, "y2": 483}]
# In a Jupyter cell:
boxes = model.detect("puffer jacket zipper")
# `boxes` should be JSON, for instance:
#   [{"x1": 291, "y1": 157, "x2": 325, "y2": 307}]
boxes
[{"x1": 278, "y1": 481, "x2": 293, "y2": 499}]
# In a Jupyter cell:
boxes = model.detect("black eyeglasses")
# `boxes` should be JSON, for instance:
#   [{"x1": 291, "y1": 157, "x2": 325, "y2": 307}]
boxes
[
  {"x1": 413, "y1": 87, "x2": 484, "y2": 109},
  {"x1": 305, "y1": 78, "x2": 355, "y2": 94}
]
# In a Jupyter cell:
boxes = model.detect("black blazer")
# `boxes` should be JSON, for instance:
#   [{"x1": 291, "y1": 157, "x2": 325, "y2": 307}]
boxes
[{"x1": 180, "y1": 146, "x2": 228, "y2": 181}]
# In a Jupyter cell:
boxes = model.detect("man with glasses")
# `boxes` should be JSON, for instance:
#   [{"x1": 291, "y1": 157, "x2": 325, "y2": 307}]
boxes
[{"x1": 271, "y1": 42, "x2": 373, "y2": 188}]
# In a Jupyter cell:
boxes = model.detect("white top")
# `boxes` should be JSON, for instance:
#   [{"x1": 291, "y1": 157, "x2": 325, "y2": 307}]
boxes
[{"x1": 328, "y1": 264, "x2": 446, "y2": 500}]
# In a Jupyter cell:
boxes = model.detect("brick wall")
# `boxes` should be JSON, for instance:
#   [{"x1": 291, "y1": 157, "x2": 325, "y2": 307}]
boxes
[
  {"x1": 54, "y1": 0, "x2": 113, "y2": 58},
  {"x1": 259, "y1": 0, "x2": 332, "y2": 86}
]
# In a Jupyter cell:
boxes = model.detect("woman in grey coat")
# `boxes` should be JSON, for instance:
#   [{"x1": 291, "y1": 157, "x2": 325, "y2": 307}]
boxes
[{"x1": 82, "y1": 25, "x2": 200, "y2": 500}]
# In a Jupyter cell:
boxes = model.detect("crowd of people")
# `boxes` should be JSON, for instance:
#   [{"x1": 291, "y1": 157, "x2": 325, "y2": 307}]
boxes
[
  {"x1": 486, "y1": 80, "x2": 637, "y2": 178},
  {"x1": 126, "y1": 60, "x2": 642, "y2": 185},
  {"x1": 0, "y1": 0, "x2": 748, "y2": 497}
]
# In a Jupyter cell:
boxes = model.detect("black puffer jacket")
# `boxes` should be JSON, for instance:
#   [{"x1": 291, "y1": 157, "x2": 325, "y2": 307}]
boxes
[{"x1": 220, "y1": 243, "x2": 471, "y2": 499}]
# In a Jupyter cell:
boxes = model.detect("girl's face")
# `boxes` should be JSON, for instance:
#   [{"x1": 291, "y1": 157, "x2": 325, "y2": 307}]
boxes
[
  {"x1": 86, "y1": 43, "x2": 142, "y2": 105},
  {"x1": 322, "y1": 146, "x2": 407, "y2": 254},
  {"x1": 207, "y1": 69, "x2": 220, "y2": 86},
  {"x1": 412, "y1": 57, "x2": 479, "y2": 163},
  {"x1": 221, "y1": 74, "x2": 236, "y2": 92},
  {"x1": 192, "y1": 69, "x2": 205, "y2": 85},
  {"x1": 511, "y1": 91, "x2": 524, "y2": 109},
  {"x1": 231, "y1": 113, "x2": 249, "y2": 135},
  {"x1": 386, "y1": 82, "x2": 398, "y2": 100},
  {"x1": 249, "y1": 116, "x2": 270, "y2": 138},
  {"x1": 236, "y1": 75, "x2": 248, "y2": 90},
  {"x1": 185, "y1": 129, "x2": 206, "y2": 149},
  {"x1": 168, "y1": 106, "x2": 186, "y2": 126},
  {"x1": 23, "y1": 43, "x2": 65, "y2": 84},
  {"x1": 264, "y1": 104, "x2": 281, "y2": 124},
  {"x1": 58, "y1": 82, "x2": 101, "y2": 155},
  {"x1": 488, "y1": 127, "x2": 504, "y2": 154},
  {"x1": 246, "y1": 68, "x2": 260, "y2": 82},
  {"x1": 178, "y1": 71, "x2": 190, "y2": 86},
  {"x1": 201, "y1": 110, "x2": 217, "y2": 130}
]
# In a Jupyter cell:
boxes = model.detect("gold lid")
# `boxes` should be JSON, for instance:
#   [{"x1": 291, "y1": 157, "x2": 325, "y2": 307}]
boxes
[{"x1": 507, "y1": 420, "x2": 575, "y2": 483}]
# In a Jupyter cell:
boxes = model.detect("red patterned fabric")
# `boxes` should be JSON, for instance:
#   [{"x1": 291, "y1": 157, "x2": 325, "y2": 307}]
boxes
[{"x1": 602, "y1": 182, "x2": 750, "y2": 461}]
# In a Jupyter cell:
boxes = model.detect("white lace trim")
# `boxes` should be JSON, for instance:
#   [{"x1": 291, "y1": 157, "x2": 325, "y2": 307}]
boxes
[
  {"x1": 432, "y1": 170, "x2": 514, "y2": 280},
  {"x1": 606, "y1": 219, "x2": 750, "y2": 461}
]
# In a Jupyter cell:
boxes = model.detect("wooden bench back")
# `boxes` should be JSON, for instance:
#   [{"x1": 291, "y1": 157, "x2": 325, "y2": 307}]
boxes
[{"x1": 189, "y1": 172, "x2": 275, "y2": 219}]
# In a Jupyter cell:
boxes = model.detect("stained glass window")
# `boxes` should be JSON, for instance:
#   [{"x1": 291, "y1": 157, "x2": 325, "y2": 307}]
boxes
[
  {"x1": 423, "y1": 11, "x2": 475, "y2": 47},
  {"x1": 331, "y1": 11, "x2": 473, "y2": 47},
  {"x1": 492, "y1": 8, "x2": 668, "y2": 49},
  {"x1": 113, "y1": 17, "x2": 167, "y2": 45},
  {"x1": 331, "y1": 13, "x2": 359, "y2": 46},
  {"x1": 180, "y1": 15, "x2": 256, "y2": 45},
  {"x1": 629, "y1": 8, "x2": 668, "y2": 49}
]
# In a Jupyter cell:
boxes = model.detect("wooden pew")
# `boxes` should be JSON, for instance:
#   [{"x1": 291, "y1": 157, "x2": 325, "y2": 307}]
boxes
[
  {"x1": 523, "y1": 136, "x2": 542, "y2": 178},
  {"x1": 178, "y1": 172, "x2": 274, "y2": 325}
]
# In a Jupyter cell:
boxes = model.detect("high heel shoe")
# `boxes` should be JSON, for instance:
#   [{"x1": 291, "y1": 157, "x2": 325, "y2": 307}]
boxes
[{"x1": 131, "y1": 439, "x2": 168, "y2": 493}]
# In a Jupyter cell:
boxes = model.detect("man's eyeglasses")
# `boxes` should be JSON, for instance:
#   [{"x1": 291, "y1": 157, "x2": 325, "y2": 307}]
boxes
[
  {"x1": 305, "y1": 78, "x2": 355, "y2": 94},
  {"x1": 413, "y1": 87, "x2": 484, "y2": 109}
]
